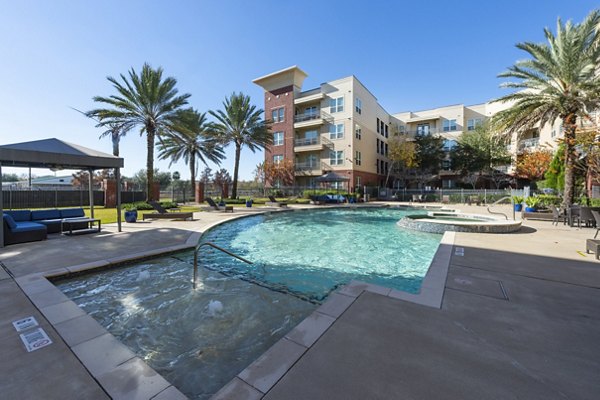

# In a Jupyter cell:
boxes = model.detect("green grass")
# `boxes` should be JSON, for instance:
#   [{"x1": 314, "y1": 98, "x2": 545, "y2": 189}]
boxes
[{"x1": 83, "y1": 205, "x2": 202, "y2": 224}]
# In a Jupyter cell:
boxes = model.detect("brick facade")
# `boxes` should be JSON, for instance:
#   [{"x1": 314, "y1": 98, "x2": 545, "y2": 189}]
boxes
[{"x1": 264, "y1": 85, "x2": 295, "y2": 165}]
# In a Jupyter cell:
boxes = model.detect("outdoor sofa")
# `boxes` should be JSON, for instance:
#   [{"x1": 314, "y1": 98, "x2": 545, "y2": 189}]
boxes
[{"x1": 2, "y1": 208, "x2": 89, "y2": 245}]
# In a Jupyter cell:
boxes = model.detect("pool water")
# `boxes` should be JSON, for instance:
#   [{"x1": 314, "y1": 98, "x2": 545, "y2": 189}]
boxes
[
  {"x1": 201, "y1": 208, "x2": 442, "y2": 301},
  {"x1": 56, "y1": 207, "x2": 441, "y2": 399}
]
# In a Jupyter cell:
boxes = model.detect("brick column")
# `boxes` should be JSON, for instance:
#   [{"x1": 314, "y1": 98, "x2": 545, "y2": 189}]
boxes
[
  {"x1": 195, "y1": 182, "x2": 205, "y2": 203},
  {"x1": 103, "y1": 179, "x2": 117, "y2": 208}
]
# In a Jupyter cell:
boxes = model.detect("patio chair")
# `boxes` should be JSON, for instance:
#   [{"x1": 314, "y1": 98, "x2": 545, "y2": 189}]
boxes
[
  {"x1": 591, "y1": 210, "x2": 600, "y2": 239},
  {"x1": 567, "y1": 206, "x2": 581, "y2": 227},
  {"x1": 579, "y1": 207, "x2": 594, "y2": 228},
  {"x1": 266, "y1": 195, "x2": 287, "y2": 207},
  {"x1": 203, "y1": 197, "x2": 233, "y2": 212},
  {"x1": 142, "y1": 201, "x2": 194, "y2": 221}
]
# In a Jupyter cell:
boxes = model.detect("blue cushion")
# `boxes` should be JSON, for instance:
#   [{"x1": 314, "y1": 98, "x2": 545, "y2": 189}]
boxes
[
  {"x1": 11, "y1": 222, "x2": 47, "y2": 233},
  {"x1": 31, "y1": 209, "x2": 61, "y2": 221},
  {"x1": 3, "y1": 214, "x2": 17, "y2": 229},
  {"x1": 60, "y1": 208, "x2": 85, "y2": 218},
  {"x1": 5, "y1": 210, "x2": 31, "y2": 222}
]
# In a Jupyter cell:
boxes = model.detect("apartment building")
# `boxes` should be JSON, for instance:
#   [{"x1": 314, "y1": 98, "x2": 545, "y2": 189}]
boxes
[{"x1": 253, "y1": 66, "x2": 564, "y2": 190}]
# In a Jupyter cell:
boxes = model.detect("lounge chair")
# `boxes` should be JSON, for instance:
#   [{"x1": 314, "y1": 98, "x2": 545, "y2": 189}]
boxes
[
  {"x1": 591, "y1": 210, "x2": 600, "y2": 239},
  {"x1": 142, "y1": 201, "x2": 194, "y2": 221},
  {"x1": 550, "y1": 205, "x2": 566, "y2": 226},
  {"x1": 203, "y1": 197, "x2": 233, "y2": 212},
  {"x1": 266, "y1": 195, "x2": 287, "y2": 207}
]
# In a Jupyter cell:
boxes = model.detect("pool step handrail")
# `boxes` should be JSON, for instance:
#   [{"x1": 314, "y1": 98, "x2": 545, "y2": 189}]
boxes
[
  {"x1": 486, "y1": 196, "x2": 512, "y2": 220},
  {"x1": 193, "y1": 242, "x2": 253, "y2": 289}
]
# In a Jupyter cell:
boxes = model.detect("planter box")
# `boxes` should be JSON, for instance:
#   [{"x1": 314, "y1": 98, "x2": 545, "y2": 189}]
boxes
[{"x1": 522, "y1": 211, "x2": 553, "y2": 221}]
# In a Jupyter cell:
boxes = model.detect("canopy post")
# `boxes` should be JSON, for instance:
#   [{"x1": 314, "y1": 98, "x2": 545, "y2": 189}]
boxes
[
  {"x1": 116, "y1": 167, "x2": 122, "y2": 232},
  {"x1": 88, "y1": 168, "x2": 94, "y2": 219},
  {"x1": 0, "y1": 161, "x2": 4, "y2": 248}
]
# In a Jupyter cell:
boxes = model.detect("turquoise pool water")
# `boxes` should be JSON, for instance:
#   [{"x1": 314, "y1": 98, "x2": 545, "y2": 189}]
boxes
[
  {"x1": 201, "y1": 207, "x2": 441, "y2": 300},
  {"x1": 56, "y1": 207, "x2": 441, "y2": 399}
]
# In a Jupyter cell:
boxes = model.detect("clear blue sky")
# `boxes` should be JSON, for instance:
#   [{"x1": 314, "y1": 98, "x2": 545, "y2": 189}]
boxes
[{"x1": 1, "y1": 1, "x2": 598, "y2": 181}]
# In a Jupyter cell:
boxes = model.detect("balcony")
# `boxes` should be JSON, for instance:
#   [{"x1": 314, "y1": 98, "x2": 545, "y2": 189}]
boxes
[
  {"x1": 294, "y1": 161, "x2": 330, "y2": 176},
  {"x1": 518, "y1": 137, "x2": 539, "y2": 151},
  {"x1": 293, "y1": 136, "x2": 333, "y2": 152},
  {"x1": 293, "y1": 110, "x2": 333, "y2": 129}
]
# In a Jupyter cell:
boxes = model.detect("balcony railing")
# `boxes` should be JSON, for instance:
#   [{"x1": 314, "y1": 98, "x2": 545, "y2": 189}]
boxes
[
  {"x1": 293, "y1": 110, "x2": 332, "y2": 123},
  {"x1": 518, "y1": 137, "x2": 539, "y2": 150},
  {"x1": 294, "y1": 161, "x2": 329, "y2": 172},
  {"x1": 294, "y1": 136, "x2": 333, "y2": 148}
]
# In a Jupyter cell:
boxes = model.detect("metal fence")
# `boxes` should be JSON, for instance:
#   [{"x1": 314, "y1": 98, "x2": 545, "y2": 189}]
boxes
[{"x1": 1, "y1": 188, "x2": 146, "y2": 209}]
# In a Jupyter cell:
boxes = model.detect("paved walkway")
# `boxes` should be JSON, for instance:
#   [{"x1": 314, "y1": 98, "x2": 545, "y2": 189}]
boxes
[{"x1": 1, "y1": 204, "x2": 598, "y2": 399}]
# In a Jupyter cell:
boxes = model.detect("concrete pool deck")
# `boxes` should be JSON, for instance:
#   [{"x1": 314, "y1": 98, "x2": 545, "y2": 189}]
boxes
[{"x1": 0, "y1": 203, "x2": 599, "y2": 399}]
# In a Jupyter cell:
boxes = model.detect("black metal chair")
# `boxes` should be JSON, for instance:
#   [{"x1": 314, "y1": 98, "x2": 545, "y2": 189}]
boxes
[{"x1": 568, "y1": 206, "x2": 581, "y2": 227}]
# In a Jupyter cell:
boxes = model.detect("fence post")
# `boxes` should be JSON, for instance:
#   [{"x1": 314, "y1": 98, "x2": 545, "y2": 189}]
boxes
[
  {"x1": 9, "y1": 186, "x2": 12, "y2": 209},
  {"x1": 461, "y1": 188, "x2": 464, "y2": 204},
  {"x1": 484, "y1": 188, "x2": 487, "y2": 205},
  {"x1": 55, "y1": 189, "x2": 58, "y2": 208}
]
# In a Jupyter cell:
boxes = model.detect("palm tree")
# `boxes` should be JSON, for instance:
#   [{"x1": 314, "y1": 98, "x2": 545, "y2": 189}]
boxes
[
  {"x1": 492, "y1": 10, "x2": 600, "y2": 208},
  {"x1": 158, "y1": 108, "x2": 225, "y2": 196},
  {"x1": 86, "y1": 63, "x2": 190, "y2": 201},
  {"x1": 209, "y1": 92, "x2": 271, "y2": 199}
]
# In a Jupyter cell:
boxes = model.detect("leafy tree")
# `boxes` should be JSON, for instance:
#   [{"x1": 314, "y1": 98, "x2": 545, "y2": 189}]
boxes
[
  {"x1": 544, "y1": 145, "x2": 566, "y2": 191},
  {"x1": 132, "y1": 169, "x2": 172, "y2": 190},
  {"x1": 386, "y1": 136, "x2": 417, "y2": 187},
  {"x1": 199, "y1": 167, "x2": 213, "y2": 184},
  {"x1": 451, "y1": 123, "x2": 511, "y2": 188},
  {"x1": 158, "y1": 108, "x2": 225, "y2": 195},
  {"x1": 413, "y1": 134, "x2": 445, "y2": 187},
  {"x1": 72, "y1": 170, "x2": 110, "y2": 188},
  {"x1": 262, "y1": 159, "x2": 295, "y2": 187},
  {"x1": 213, "y1": 168, "x2": 232, "y2": 197},
  {"x1": 492, "y1": 10, "x2": 600, "y2": 208},
  {"x1": 516, "y1": 149, "x2": 553, "y2": 181},
  {"x1": 1, "y1": 173, "x2": 20, "y2": 182},
  {"x1": 209, "y1": 92, "x2": 271, "y2": 199},
  {"x1": 86, "y1": 63, "x2": 190, "y2": 201}
]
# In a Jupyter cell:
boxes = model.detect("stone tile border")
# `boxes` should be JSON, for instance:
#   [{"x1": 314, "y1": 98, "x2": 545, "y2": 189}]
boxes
[
  {"x1": 212, "y1": 230, "x2": 455, "y2": 398},
  {"x1": 11, "y1": 206, "x2": 454, "y2": 400}
]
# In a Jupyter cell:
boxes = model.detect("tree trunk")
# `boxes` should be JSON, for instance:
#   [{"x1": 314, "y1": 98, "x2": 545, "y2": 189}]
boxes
[
  {"x1": 146, "y1": 128, "x2": 155, "y2": 201},
  {"x1": 189, "y1": 156, "x2": 196, "y2": 203},
  {"x1": 231, "y1": 143, "x2": 241, "y2": 199},
  {"x1": 112, "y1": 132, "x2": 119, "y2": 157},
  {"x1": 562, "y1": 115, "x2": 577, "y2": 210}
]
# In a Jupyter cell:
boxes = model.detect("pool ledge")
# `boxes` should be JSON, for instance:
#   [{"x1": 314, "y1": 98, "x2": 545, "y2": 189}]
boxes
[{"x1": 212, "y1": 230, "x2": 455, "y2": 399}]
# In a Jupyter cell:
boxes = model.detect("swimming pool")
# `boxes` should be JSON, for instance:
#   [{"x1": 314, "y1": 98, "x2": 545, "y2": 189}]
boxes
[
  {"x1": 56, "y1": 207, "x2": 441, "y2": 399},
  {"x1": 201, "y1": 207, "x2": 442, "y2": 300}
]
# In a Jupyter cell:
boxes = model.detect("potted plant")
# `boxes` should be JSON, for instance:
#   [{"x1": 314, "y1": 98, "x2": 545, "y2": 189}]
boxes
[
  {"x1": 512, "y1": 195, "x2": 524, "y2": 212},
  {"x1": 123, "y1": 204, "x2": 138, "y2": 223},
  {"x1": 524, "y1": 196, "x2": 540, "y2": 212}
]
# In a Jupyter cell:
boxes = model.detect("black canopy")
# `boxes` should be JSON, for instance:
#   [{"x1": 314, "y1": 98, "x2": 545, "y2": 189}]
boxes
[{"x1": 315, "y1": 172, "x2": 350, "y2": 182}]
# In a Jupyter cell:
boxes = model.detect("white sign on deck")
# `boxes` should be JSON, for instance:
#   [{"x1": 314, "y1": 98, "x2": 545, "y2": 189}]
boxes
[
  {"x1": 454, "y1": 247, "x2": 465, "y2": 256},
  {"x1": 12, "y1": 316, "x2": 39, "y2": 332},
  {"x1": 20, "y1": 328, "x2": 52, "y2": 352}
]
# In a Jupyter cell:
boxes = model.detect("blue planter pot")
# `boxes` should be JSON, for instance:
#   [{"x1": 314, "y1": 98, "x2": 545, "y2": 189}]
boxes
[
  {"x1": 525, "y1": 207, "x2": 536, "y2": 213},
  {"x1": 246, "y1": 200, "x2": 253, "y2": 207},
  {"x1": 124, "y1": 210, "x2": 138, "y2": 223},
  {"x1": 514, "y1": 204, "x2": 523, "y2": 212}
]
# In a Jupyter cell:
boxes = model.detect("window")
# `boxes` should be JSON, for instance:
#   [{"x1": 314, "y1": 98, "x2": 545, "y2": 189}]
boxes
[
  {"x1": 376, "y1": 159, "x2": 380, "y2": 174},
  {"x1": 355, "y1": 151, "x2": 362, "y2": 166},
  {"x1": 551, "y1": 129, "x2": 556, "y2": 138},
  {"x1": 399, "y1": 125, "x2": 405, "y2": 134},
  {"x1": 380, "y1": 140, "x2": 384, "y2": 155},
  {"x1": 376, "y1": 138, "x2": 380, "y2": 154},
  {"x1": 356, "y1": 176, "x2": 361, "y2": 187},
  {"x1": 385, "y1": 124, "x2": 388, "y2": 138},
  {"x1": 443, "y1": 119, "x2": 457, "y2": 132},
  {"x1": 467, "y1": 118, "x2": 482, "y2": 131},
  {"x1": 417, "y1": 123, "x2": 430, "y2": 135},
  {"x1": 385, "y1": 162, "x2": 389, "y2": 175},
  {"x1": 273, "y1": 131, "x2": 284, "y2": 146},
  {"x1": 303, "y1": 130, "x2": 318, "y2": 145},
  {"x1": 330, "y1": 150, "x2": 344, "y2": 165},
  {"x1": 305, "y1": 106, "x2": 317, "y2": 116},
  {"x1": 443, "y1": 139, "x2": 457, "y2": 151},
  {"x1": 380, "y1": 121, "x2": 385, "y2": 136},
  {"x1": 329, "y1": 97, "x2": 344, "y2": 113},
  {"x1": 385, "y1": 143, "x2": 388, "y2": 156},
  {"x1": 355, "y1": 124, "x2": 362, "y2": 140},
  {"x1": 273, "y1": 155, "x2": 283, "y2": 164},
  {"x1": 377, "y1": 118, "x2": 380, "y2": 133},
  {"x1": 271, "y1": 107, "x2": 284, "y2": 123},
  {"x1": 442, "y1": 160, "x2": 451, "y2": 170},
  {"x1": 329, "y1": 123, "x2": 344, "y2": 139},
  {"x1": 355, "y1": 98, "x2": 362, "y2": 114}
]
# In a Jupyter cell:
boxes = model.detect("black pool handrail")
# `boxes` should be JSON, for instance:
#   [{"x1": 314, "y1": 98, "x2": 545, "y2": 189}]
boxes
[{"x1": 193, "y1": 242, "x2": 253, "y2": 289}]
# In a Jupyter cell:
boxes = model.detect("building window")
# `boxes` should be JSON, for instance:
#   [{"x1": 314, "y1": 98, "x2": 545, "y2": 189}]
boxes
[
  {"x1": 376, "y1": 159, "x2": 380, "y2": 174},
  {"x1": 376, "y1": 138, "x2": 380, "y2": 154},
  {"x1": 329, "y1": 123, "x2": 344, "y2": 139},
  {"x1": 355, "y1": 98, "x2": 362, "y2": 114},
  {"x1": 399, "y1": 125, "x2": 405, "y2": 134},
  {"x1": 385, "y1": 124, "x2": 388, "y2": 138},
  {"x1": 329, "y1": 97, "x2": 344, "y2": 113},
  {"x1": 380, "y1": 140, "x2": 384, "y2": 155},
  {"x1": 355, "y1": 151, "x2": 362, "y2": 166},
  {"x1": 380, "y1": 121, "x2": 385, "y2": 136},
  {"x1": 330, "y1": 150, "x2": 344, "y2": 165},
  {"x1": 442, "y1": 159, "x2": 451, "y2": 170},
  {"x1": 356, "y1": 176, "x2": 361, "y2": 187},
  {"x1": 467, "y1": 118, "x2": 482, "y2": 131},
  {"x1": 385, "y1": 143, "x2": 388, "y2": 156},
  {"x1": 272, "y1": 107, "x2": 284, "y2": 123},
  {"x1": 305, "y1": 106, "x2": 317, "y2": 116},
  {"x1": 443, "y1": 119, "x2": 457, "y2": 132},
  {"x1": 551, "y1": 129, "x2": 556, "y2": 138},
  {"x1": 385, "y1": 162, "x2": 388, "y2": 175},
  {"x1": 273, "y1": 155, "x2": 283, "y2": 164},
  {"x1": 443, "y1": 139, "x2": 457, "y2": 151},
  {"x1": 273, "y1": 131, "x2": 284, "y2": 146},
  {"x1": 355, "y1": 124, "x2": 362, "y2": 140},
  {"x1": 417, "y1": 123, "x2": 430, "y2": 135},
  {"x1": 377, "y1": 118, "x2": 380, "y2": 133}
]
